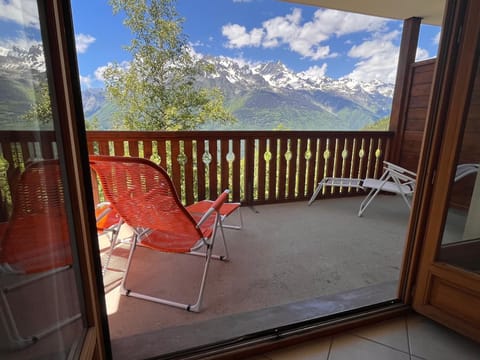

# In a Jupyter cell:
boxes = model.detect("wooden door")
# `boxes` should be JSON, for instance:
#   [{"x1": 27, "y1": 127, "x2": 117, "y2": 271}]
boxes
[{"x1": 409, "y1": 0, "x2": 480, "y2": 342}]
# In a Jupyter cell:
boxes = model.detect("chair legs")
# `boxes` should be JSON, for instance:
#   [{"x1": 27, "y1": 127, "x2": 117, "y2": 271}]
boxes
[
  {"x1": 358, "y1": 179, "x2": 412, "y2": 217},
  {"x1": 358, "y1": 186, "x2": 383, "y2": 217},
  {"x1": 221, "y1": 205, "x2": 243, "y2": 230},
  {"x1": 308, "y1": 180, "x2": 325, "y2": 206},
  {"x1": 0, "y1": 266, "x2": 81, "y2": 349},
  {"x1": 119, "y1": 217, "x2": 225, "y2": 312},
  {"x1": 99, "y1": 219, "x2": 125, "y2": 275}
]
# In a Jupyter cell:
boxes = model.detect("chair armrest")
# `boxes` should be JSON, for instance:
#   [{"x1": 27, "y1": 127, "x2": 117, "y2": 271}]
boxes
[
  {"x1": 196, "y1": 190, "x2": 230, "y2": 227},
  {"x1": 383, "y1": 161, "x2": 417, "y2": 182}
]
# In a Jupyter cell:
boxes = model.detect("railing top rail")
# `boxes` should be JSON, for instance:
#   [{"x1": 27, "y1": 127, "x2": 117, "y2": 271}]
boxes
[
  {"x1": 85, "y1": 130, "x2": 394, "y2": 140},
  {"x1": 0, "y1": 130, "x2": 394, "y2": 139}
]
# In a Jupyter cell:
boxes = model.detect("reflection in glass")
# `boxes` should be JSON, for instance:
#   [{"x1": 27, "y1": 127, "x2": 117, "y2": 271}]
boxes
[
  {"x1": 439, "y1": 61, "x2": 480, "y2": 273},
  {"x1": 0, "y1": 1, "x2": 85, "y2": 358}
]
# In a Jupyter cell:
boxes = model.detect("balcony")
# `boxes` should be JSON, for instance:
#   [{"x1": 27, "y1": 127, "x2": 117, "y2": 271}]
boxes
[
  {"x1": 0, "y1": 119, "x2": 474, "y2": 358},
  {"x1": 102, "y1": 196, "x2": 410, "y2": 358},
  {"x1": 0, "y1": 57, "x2": 450, "y2": 358},
  {"x1": 0, "y1": 128, "x2": 409, "y2": 357}
]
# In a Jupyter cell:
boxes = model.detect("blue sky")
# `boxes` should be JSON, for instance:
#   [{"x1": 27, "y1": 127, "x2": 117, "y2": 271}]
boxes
[{"x1": 1, "y1": 0, "x2": 441, "y2": 88}]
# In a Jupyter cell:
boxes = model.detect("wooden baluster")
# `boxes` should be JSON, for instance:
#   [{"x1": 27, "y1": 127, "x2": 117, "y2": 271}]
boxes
[
  {"x1": 287, "y1": 137, "x2": 298, "y2": 200},
  {"x1": 269, "y1": 137, "x2": 278, "y2": 202},
  {"x1": 306, "y1": 136, "x2": 318, "y2": 197},
  {"x1": 97, "y1": 140, "x2": 108, "y2": 155},
  {"x1": 39, "y1": 134, "x2": 54, "y2": 159},
  {"x1": 170, "y1": 139, "x2": 182, "y2": 198},
  {"x1": 244, "y1": 137, "x2": 255, "y2": 205},
  {"x1": 278, "y1": 136, "x2": 288, "y2": 201},
  {"x1": 113, "y1": 140, "x2": 123, "y2": 156},
  {"x1": 129, "y1": 140, "x2": 139, "y2": 157},
  {"x1": 20, "y1": 142, "x2": 30, "y2": 163},
  {"x1": 220, "y1": 138, "x2": 229, "y2": 194},
  {"x1": 232, "y1": 138, "x2": 241, "y2": 203},
  {"x1": 357, "y1": 137, "x2": 367, "y2": 180},
  {"x1": 350, "y1": 136, "x2": 360, "y2": 182},
  {"x1": 184, "y1": 139, "x2": 194, "y2": 205},
  {"x1": 209, "y1": 139, "x2": 218, "y2": 200},
  {"x1": 157, "y1": 139, "x2": 167, "y2": 170},
  {"x1": 366, "y1": 137, "x2": 376, "y2": 180},
  {"x1": 143, "y1": 140, "x2": 153, "y2": 160},
  {"x1": 196, "y1": 138, "x2": 206, "y2": 201},
  {"x1": 297, "y1": 136, "x2": 308, "y2": 199},
  {"x1": 257, "y1": 137, "x2": 266, "y2": 202}
]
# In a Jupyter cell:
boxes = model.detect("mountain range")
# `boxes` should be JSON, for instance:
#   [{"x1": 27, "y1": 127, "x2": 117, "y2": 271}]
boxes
[{"x1": 1, "y1": 44, "x2": 394, "y2": 130}]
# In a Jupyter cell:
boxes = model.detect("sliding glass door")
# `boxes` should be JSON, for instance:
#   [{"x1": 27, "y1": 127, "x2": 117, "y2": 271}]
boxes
[{"x1": 0, "y1": 1, "x2": 108, "y2": 358}]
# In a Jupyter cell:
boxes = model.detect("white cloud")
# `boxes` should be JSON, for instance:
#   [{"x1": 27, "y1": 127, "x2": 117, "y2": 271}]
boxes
[
  {"x1": 415, "y1": 47, "x2": 430, "y2": 61},
  {"x1": 222, "y1": 8, "x2": 389, "y2": 61},
  {"x1": 434, "y1": 31, "x2": 441, "y2": 45},
  {"x1": 0, "y1": 35, "x2": 41, "y2": 51},
  {"x1": 94, "y1": 65, "x2": 109, "y2": 82},
  {"x1": 187, "y1": 44, "x2": 204, "y2": 60},
  {"x1": 79, "y1": 75, "x2": 93, "y2": 88},
  {"x1": 345, "y1": 31, "x2": 401, "y2": 83},
  {"x1": 0, "y1": 0, "x2": 39, "y2": 28},
  {"x1": 75, "y1": 34, "x2": 96, "y2": 54},
  {"x1": 93, "y1": 61, "x2": 130, "y2": 83},
  {"x1": 230, "y1": 55, "x2": 261, "y2": 68},
  {"x1": 222, "y1": 23, "x2": 264, "y2": 48},
  {"x1": 300, "y1": 63, "x2": 328, "y2": 81}
]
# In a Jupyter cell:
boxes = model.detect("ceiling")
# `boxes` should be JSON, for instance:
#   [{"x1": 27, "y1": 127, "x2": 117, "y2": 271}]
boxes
[{"x1": 284, "y1": 0, "x2": 446, "y2": 26}]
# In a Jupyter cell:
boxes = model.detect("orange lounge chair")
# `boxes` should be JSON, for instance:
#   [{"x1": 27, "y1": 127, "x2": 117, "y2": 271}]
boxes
[
  {"x1": 0, "y1": 160, "x2": 81, "y2": 348},
  {"x1": 89, "y1": 155, "x2": 240, "y2": 312}
]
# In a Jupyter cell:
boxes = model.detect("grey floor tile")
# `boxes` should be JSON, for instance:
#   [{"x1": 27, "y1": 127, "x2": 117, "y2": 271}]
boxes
[
  {"x1": 329, "y1": 334, "x2": 410, "y2": 360},
  {"x1": 262, "y1": 337, "x2": 331, "y2": 360},
  {"x1": 407, "y1": 314, "x2": 480, "y2": 360},
  {"x1": 351, "y1": 315, "x2": 409, "y2": 353}
]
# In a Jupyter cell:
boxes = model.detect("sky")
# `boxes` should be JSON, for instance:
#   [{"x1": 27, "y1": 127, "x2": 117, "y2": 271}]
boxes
[{"x1": 0, "y1": 0, "x2": 441, "y2": 88}]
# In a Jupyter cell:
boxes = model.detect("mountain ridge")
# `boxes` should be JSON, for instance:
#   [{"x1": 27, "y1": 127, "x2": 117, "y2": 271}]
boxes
[{"x1": 0, "y1": 44, "x2": 394, "y2": 130}]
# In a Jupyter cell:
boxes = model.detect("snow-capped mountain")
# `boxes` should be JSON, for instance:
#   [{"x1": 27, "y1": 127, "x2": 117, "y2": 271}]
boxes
[
  {"x1": 0, "y1": 44, "x2": 48, "y2": 129},
  {"x1": 0, "y1": 46, "x2": 394, "y2": 130},
  {"x1": 197, "y1": 56, "x2": 393, "y2": 130},
  {"x1": 203, "y1": 55, "x2": 394, "y2": 97},
  {"x1": 0, "y1": 44, "x2": 46, "y2": 74}
]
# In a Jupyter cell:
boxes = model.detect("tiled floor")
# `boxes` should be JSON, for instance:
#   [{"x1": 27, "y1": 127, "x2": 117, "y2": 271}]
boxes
[{"x1": 245, "y1": 313, "x2": 480, "y2": 360}]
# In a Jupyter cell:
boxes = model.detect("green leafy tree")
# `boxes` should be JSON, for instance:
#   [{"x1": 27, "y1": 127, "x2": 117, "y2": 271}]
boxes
[
  {"x1": 22, "y1": 82, "x2": 52, "y2": 125},
  {"x1": 104, "y1": 0, "x2": 235, "y2": 130},
  {"x1": 362, "y1": 116, "x2": 390, "y2": 131},
  {"x1": 86, "y1": 116, "x2": 100, "y2": 130}
]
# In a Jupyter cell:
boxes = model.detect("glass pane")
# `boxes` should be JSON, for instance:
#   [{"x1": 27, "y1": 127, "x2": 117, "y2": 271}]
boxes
[
  {"x1": 439, "y1": 59, "x2": 480, "y2": 273},
  {"x1": 0, "y1": 1, "x2": 85, "y2": 358}
]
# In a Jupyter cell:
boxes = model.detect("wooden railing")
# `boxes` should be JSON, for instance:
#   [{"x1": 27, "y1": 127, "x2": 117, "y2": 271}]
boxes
[{"x1": 0, "y1": 130, "x2": 393, "y2": 217}]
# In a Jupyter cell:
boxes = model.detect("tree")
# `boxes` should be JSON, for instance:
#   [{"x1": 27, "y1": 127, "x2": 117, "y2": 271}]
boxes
[
  {"x1": 22, "y1": 82, "x2": 52, "y2": 125},
  {"x1": 362, "y1": 116, "x2": 390, "y2": 131},
  {"x1": 104, "y1": 0, "x2": 235, "y2": 131}
]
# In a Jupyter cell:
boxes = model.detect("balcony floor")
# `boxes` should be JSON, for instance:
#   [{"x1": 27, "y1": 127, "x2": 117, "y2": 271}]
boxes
[{"x1": 101, "y1": 195, "x2": 414, "y2": 358}]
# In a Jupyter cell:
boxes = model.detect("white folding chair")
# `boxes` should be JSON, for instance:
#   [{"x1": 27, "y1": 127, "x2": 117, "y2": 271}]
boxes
[
  {"x1": 309, "y1": 161, "x2": 479, "y2": 217},
  {"x1": 357, "y1": 161, "x2": 416, "y2": 216}
]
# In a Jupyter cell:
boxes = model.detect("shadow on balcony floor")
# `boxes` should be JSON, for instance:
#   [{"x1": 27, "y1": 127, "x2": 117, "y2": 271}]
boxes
[{"x1": 101, "y1": 195, "x2": 412, "y2": 358}]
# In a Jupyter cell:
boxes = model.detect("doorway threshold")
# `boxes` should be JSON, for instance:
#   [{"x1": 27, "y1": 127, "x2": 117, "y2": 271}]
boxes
[{"x1": 111, "y1": 281, "x2": 398, "y2": 359}]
